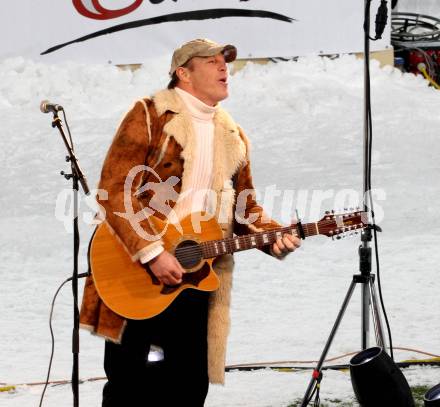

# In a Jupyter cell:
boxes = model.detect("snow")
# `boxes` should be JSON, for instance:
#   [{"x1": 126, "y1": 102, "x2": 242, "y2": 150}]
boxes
[
  {"x1": 1, "y1": 54, "x2": 440, "y2": 406},
  {"x1": 397, "y1": 0, "x2": 440, "y2": 16}
]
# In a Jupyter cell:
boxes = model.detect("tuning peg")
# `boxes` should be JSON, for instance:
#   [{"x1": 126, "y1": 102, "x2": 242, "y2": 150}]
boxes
[{"x1": 336, "y1": 236, "x2": 341, "y2": 240}]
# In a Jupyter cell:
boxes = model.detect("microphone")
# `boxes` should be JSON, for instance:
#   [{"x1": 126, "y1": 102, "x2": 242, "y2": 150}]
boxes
[
  {"x1": 40, "y1": 100, "x2": 64, "y2": 114},
  {"x1": 374, "y1": 0, "x2": 388, "y2": 40}
]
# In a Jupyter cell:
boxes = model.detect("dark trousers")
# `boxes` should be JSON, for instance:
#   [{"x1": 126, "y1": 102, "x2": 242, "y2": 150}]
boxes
[{"x1": 102, "y1": 290, "x2": 210, "y2": 407}]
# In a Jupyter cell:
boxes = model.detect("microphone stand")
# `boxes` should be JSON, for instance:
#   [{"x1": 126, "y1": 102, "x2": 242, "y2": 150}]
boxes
[
  {"x1": 49, "y1": 110, "x2": 90, "y2": 407},
  {"x1": 361, "y1": 0, "x2": 373, "y2": 353},
  {"x1": 299, "y1": 1, "x2": 387, "y2": 405}
]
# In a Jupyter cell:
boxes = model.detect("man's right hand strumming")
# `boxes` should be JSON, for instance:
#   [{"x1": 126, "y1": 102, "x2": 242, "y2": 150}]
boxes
[{"x1": 148, "y1": 251, "x2": 184, "y2": 286}]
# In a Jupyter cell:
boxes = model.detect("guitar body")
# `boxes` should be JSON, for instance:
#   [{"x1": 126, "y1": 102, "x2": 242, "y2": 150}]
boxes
[
  {"x1": 90, "y1": 208, "x2": 366, "y2": 320},
  {"x1": 90, "y1": 213, "x2": 223, "y2": 320}
]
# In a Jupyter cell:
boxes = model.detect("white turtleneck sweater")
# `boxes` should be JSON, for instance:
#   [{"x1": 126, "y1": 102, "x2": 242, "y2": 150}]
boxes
[{"x1": 139, "y1": 87, "x2": 216, "y2": 264}]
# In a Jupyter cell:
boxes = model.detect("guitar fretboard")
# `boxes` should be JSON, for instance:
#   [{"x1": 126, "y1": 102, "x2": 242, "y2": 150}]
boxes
[{"x1": 200, "y1": 223, "x2": 319, "y2": 259}]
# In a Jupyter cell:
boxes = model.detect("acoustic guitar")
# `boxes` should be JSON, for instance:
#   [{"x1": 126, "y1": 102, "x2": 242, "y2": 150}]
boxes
[{"x1": 90, "y1": 210, "x2": 367, "y2": 319}]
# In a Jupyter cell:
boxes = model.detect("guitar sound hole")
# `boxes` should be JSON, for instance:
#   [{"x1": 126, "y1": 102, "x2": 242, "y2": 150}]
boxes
[{"x1": 174, "y1": 240, "x2": 203, "y2": 270}]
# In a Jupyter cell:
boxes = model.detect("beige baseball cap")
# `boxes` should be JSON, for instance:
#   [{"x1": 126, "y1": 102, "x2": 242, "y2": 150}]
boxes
[{"x1": 169, "y1": 38, "x2": 237, "y2": 76}]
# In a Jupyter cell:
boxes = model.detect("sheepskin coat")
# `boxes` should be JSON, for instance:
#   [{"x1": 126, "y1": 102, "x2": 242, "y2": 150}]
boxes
[{"x1": 79, "y1": 88, "x2": 279, "y2": 384}]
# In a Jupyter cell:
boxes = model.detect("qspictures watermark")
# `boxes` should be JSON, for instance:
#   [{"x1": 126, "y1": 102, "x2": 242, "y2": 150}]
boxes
[{"x1": 54, "y1": 167, "x2": 385, "y2": 236}]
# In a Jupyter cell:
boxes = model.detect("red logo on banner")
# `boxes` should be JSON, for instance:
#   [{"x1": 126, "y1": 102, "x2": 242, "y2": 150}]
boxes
[{"x1": 72, "y1": 0, "x2": 143, "y2": 20}]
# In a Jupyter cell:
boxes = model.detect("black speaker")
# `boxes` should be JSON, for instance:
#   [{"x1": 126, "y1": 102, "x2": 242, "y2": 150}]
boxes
[
  {"x1": 425, "y1": 383, "x2": 440, "y2": 406},
  {"x1": 350, "y1": 347, "x2": 415, "y2": 406}
]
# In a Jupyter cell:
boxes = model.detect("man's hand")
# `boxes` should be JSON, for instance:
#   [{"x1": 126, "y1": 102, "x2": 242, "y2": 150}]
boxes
[
  {"x1": 148, "y1": 251, "x2": 185, "y2": 286},
  {"x1": 271, "y1": 233, "x2": 301, "y2": 259}
]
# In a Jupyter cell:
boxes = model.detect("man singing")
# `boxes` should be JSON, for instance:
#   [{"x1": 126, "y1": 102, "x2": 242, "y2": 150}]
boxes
[{"x1": 80, "y1": 38, "x2": 301, "y2": 406}]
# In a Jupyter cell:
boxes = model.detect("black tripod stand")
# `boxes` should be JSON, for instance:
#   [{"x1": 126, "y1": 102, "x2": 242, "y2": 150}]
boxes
[
  {"x1": 300, "y1": 1, "x2": 390, "y2": 405},
  {"x1": 300, "y1": 226, "x2": 386, "y2": 407}
]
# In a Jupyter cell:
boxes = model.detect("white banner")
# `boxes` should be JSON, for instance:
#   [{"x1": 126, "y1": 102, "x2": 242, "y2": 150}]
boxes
[{"x1": 1, "y1": 1, "x2": 391, "y2": 64}]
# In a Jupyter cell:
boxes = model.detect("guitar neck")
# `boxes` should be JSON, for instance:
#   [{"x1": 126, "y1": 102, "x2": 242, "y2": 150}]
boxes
[{"x1": 201, "y1": 222, "x2": 320, "y2": 258}]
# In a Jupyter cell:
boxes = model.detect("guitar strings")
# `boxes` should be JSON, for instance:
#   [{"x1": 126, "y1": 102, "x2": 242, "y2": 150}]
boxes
[
  {"x1": 174, "y1": 220, "x2": 362, "y2": 256},
  {"x1": 173, "y1": 217, "x2": 364, "y2": 261},
  {"x1": 174, "y1": 217, "x2": 362, "y2": 252}
]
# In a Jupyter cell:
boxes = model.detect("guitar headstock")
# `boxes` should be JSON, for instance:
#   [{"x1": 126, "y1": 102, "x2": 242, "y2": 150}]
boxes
[{"x1": 318, "y1": 209, "x2": 368, "y2": 239}]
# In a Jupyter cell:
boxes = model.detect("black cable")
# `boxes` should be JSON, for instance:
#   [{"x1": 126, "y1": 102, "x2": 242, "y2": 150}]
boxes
[
  {"x1": 373, "y1": 215, "x2": 394, "y2": 360},
  {"x1": 305, "y1": 382, "x2": 318, "y2": 406},
  {"x1": 364, "y1": 0, "x2": 394, "y2": 361},
  {"x1": 38, "y1": 277, "x2": 71, "y2": 407},
  {"x1": 364, "y1": 0, "x2": 372, "y2": 195},
  {"x1": 313, "y1": 373, "x2": 322, "y2": 406},
  {"x1": 225, "y1": 359, "x2": 440, "y2": 373},
  {"x1": 313, "y1": 389, "x2": 320, "y2": 407},
  {"x1": 38, "y1": 272, "x2": 89, "y2": 407},
  {"x1": 367, "y1": 27, "x2": 395, "y2": 365}
]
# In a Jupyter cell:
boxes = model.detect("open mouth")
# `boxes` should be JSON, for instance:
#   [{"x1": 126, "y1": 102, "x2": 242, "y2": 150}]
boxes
[{"x1": 219, "y1": 78, "x2": 228, "y2": 85}]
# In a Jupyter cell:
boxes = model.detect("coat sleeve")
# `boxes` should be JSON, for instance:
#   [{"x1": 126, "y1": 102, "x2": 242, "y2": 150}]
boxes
[
  {"x1": 97, "y1": 100, "x2": 164, "y2": 262},
  {"x1": 233, "y1": 128, "x2": 282, "y2": 256}
]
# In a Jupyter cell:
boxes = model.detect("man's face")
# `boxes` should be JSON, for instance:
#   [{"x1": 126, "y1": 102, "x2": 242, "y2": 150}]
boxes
[{"x1": 178, "y1": 53, "x2": 229, "y2": 106}]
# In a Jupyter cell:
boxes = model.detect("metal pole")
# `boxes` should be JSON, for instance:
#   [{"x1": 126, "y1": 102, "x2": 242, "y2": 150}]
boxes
[{"x1": 361, "y1": 0, "x2": 372, "y2": 351}]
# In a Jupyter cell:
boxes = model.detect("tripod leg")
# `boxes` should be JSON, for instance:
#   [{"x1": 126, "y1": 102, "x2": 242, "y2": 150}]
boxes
[
  {"x1": 369, "y1": 276, "x2": 387, "y2": 350},
  {"x1": 300, "y1": 278, "x2": 358, "y2": 407},
  {"x1": 361, "y1": 282, "x2": 370, "y2": 349}
]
